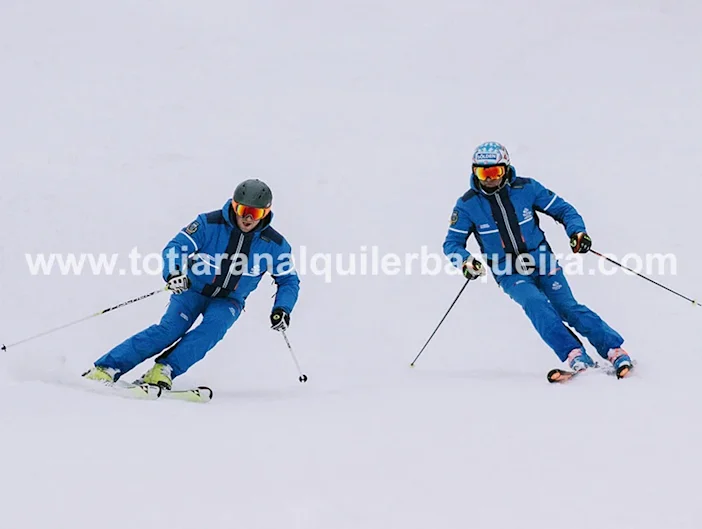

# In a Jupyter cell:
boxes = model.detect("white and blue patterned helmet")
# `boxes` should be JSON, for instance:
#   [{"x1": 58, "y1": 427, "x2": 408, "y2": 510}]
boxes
[{"x1": 472, "y1": 141, "x2": 510, "y2": 166}]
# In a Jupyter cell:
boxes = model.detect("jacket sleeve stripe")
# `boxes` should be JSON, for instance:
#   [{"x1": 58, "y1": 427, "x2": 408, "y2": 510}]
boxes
[
  {"x1": 274, "y1": 267, "x2": 297, "y2": 276},
  {"x1": 542, "y1": 195, "x2": 558, "y2": 211},
  {"x1": 179, "y1": 230, "x2": 199, "y2": 251},
  {"x1": 448, "y1": 227, "x2": 470, "y2": 234}
]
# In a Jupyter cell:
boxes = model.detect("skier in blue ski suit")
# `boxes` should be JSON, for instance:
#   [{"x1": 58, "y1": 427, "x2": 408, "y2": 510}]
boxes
[
  {"x1": 443, "y1": 142, "x2": 633, "y2": 376},
  {"x1": 85, "y1": 179, "x2": 300, "y2": 388}
]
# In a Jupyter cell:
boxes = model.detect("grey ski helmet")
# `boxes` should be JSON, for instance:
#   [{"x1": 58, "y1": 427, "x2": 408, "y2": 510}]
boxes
[{"x1": 233, "y1": 179, "x2": 273, "y2": 208}]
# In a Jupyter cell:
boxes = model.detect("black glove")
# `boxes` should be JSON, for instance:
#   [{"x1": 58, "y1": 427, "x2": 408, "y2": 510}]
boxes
[
  {"x1": 462, "y1": 256, "x2": 486, "y2": 281},
  {"x1": 570, "y1": 232, "x2": 592, "y2": 254},
  {"x1": 166, "y1": 270, "x2": 190, "y2": 294},
  {"x1": 270, "y1": 308, "x2": 290, "y2": 331}
]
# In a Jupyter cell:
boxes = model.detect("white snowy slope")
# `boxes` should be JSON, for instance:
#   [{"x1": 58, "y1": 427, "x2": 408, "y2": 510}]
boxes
[{"x1": 1, "y1": 0, "x2": 701, "y2": 527}]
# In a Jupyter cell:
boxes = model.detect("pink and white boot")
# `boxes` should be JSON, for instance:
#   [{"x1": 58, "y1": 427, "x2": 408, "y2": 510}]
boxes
[
  {"x1": 567, "y1": 348, "x2": 596, "y2": 372},
  {"x1": 608, "y1": 347, "x2": 633, "y2": 379}
]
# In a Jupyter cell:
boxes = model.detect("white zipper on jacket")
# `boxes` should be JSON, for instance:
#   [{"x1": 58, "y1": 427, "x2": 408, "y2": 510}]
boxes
[
  {"x1": 211, "y1": 233, "x2": 245, "y2": 297},
  {"x1": 494, "y1": 193, "x2": 521, "y2": 254}
]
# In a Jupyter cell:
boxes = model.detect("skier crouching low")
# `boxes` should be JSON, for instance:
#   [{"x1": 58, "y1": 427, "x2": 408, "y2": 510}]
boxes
[{"x1": 82, "y1": 179, "x2": 300, "y2": 389}]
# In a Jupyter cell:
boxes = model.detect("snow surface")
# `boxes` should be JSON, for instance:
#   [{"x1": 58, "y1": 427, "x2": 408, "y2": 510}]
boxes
[{"x1": 1, "y1": 1, "x2": 701, "y2": 527}]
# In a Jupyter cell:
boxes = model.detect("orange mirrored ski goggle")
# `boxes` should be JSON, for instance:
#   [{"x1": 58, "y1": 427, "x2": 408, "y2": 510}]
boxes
[
  {"x1": 233, "y1": 201, "x2": 271, "y2": 221},
  {"x1": 473, "y1": 165, "x2": 507, "y2": 181}
]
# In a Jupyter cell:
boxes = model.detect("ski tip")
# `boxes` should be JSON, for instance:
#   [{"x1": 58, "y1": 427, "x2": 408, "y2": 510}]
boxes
[
  {"x1": 547, "y1": 369, "x2": 561, "y2": 383},
  {"x1": 616, "y1": 365, "x2": 633, "y2": 379},
  {"x1": 547, "y1": 368, "x2": 576, "y2": 384},
  {"x1": 196, "y1": 386, "x2": 214, "y2": 401}
]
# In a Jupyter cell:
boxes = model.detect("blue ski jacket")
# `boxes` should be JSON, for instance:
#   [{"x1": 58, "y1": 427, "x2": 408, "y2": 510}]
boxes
[
  {"x1": 443, "y1": 166, "x2": 587, "y2": 280},
  {"x1": 162, "y1": 200, "x2": 300, "y2": 313}
]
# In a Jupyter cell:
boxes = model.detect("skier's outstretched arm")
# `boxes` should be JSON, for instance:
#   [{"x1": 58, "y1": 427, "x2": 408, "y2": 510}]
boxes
[
  {"x1": 270, "y1": 240, "x2": 300, "y2": 315},
  {"x1": 532, "y1": 180, "x2": 586, "y2": 237},
  {"x1": 532, "y1": 180, "x2": 593, "y2": 253}
]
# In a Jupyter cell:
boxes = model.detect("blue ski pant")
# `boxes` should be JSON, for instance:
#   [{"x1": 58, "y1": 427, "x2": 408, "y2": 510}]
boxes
[
  {"x1": 498, "y1": 267, "x2": 623, "y2": 361},
  {"x1": 95, "y1": 290, "x2": 241, "y2": 379}
]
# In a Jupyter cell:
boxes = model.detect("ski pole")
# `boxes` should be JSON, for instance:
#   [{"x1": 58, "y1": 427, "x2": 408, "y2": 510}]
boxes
[
  {"x1": 591, "y1": 250, "x2": 701, "y2": 307},
  {"x1": 1, "y1": 286, "x2": 169, "y2": 352},
  {"x1": 280, "y1": 329, "x2": 308, "y2": 383},
  {"x1": 410, "y1": 278, "x2": 471, "y2": 367}
]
